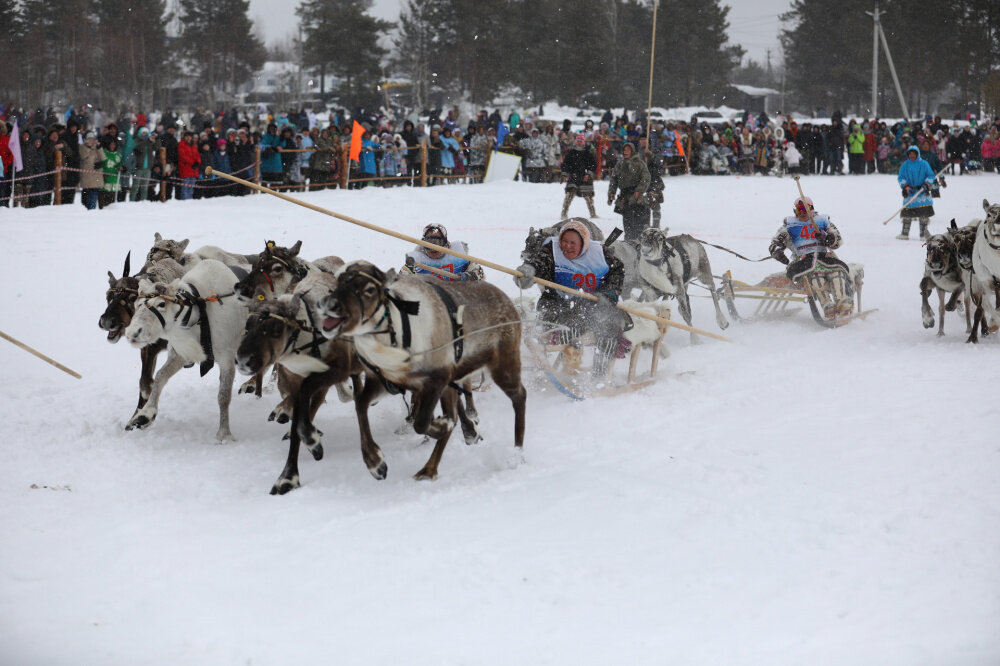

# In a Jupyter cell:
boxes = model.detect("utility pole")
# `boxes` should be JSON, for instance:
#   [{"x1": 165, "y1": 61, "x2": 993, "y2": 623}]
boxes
[
  {"x1": 865, "y1": 1, "x2": 882, "y2": 117},
  {"x1": 877, "y1": 20, "x2": 910, "y2": 120}
]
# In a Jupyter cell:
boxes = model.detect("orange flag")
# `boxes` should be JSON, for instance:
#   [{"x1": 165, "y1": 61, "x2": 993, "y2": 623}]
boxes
[{"x1": 349, "y1": 120, "x2": 365, "y2": 162}]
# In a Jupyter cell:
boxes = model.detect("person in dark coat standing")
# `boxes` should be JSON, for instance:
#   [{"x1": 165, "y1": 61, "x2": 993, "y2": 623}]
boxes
[
  {"x1": 607, "y1": 142, "x2": 651, "y2": 241},
  {"x1": 560, "y1": 133, "x2": 597, "y2": 218}
]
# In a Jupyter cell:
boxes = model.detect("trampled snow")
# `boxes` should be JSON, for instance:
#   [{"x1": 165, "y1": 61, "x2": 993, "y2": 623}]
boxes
[{"x1": 1, "y1": 173, "x2": 997, "y2": 665}]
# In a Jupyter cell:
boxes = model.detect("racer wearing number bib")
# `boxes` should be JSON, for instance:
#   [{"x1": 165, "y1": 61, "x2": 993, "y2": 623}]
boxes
[
  {"x1": 402, "y1": 223, "x2": 484, "y2": 282},
  {"x1": 784, "y1": 214, "x2": 832, "y2": 257},
  {"x1": 514, "y1": 218, "x2": 628, "y2": 377},
  {"x1": 549, "y1": 236, "x2": 609, "y2": 294},
  {"x1": 405, "y1": 241, "x2": 472, "y2": 281}
]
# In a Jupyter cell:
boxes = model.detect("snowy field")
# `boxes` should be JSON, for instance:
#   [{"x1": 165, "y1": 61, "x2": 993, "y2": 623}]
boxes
[{"x1": 1, "y1": 172, "x2": 998, "y2": 665}]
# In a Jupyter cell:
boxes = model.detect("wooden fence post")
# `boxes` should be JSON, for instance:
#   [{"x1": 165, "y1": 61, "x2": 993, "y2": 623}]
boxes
[
  {"x1": 159, "y1": 147, "x2": 167, "y2": 202},
  {"x1": 340, "y1": 150, "x2": 349, "y2": 189},
  {"x1": 54, "y1": 151, "x2": 63, "y2": 205},
  {"x1": 420, "y1": 142, "x2": 427, "y2": 187},
  {"x1": 254, "y1": 145, "x2": 262, "y2": 192}
]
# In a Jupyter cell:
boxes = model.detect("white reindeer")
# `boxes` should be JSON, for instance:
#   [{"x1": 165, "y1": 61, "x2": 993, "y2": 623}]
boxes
[
  {"x1": 124, "y1": 259, "x2": 250, "y2": 440},
  {"x1": 970, "y1": 199, "x2": 1000, "y2": 341}
]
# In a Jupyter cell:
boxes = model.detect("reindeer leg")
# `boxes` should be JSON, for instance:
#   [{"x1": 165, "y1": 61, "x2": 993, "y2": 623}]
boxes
[
  {"x1": 967, "y1": 300, "x2": 983, "y2": 344},
  {"x1": 489, "y1": 356, "x2": 527, "y2": 450},
  {"x1": 700, "y1": 270, "x2": 729, "y2": 331},
  {"x1": 272, "y1": 370, "x2": 328, "y2": 494},
  {"x1": 127, "y1": 348, "x2": 186, "y2": 430},
  {"x1": 216, "y1": 360, "x2": 237, "y2": 441},
  {"x1": 353, "y1": 374, "x2": 387, "y2": 480},
  {"x1": 136, "y1": 339, "x2": 166, "y2": 411},
  {"x1": 411, "y1": 383, "x2": 451, "y2": 480},
  {"x1": 455, "y1": 386, "x2": 483, "y2": 445},
  {"x1": 677, "y1": 288, "x2": 696, "y2": 345},
  {"x1": 965, "y1": 292, "x2": 972, "y2": 333},
  {"x1": 937, "y1": 288, "x2": 946, "y2": 337},
  {"x1": 270, "y1": 367, "x2": 298, "y2": 424},
  {"x1": 920, "y1": 277, "x2": 935, "y2": 329}
]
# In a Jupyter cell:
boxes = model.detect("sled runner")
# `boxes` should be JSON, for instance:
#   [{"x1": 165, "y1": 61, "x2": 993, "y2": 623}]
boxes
[
  {"x1": 522, "y1": 304, "x2": 672, "y2": 400},
  {"x1": 718, "y1": 264, "x2": 876, "y2": 329}
]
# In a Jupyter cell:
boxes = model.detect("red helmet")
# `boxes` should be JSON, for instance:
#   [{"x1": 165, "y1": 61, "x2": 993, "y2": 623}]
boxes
[{"x1": 793, "y1": 196, "x2": 814, "y2": 214}]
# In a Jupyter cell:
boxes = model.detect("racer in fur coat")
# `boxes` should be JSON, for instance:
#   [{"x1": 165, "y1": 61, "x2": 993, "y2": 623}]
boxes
[
  {"x1": 515, "y1": 219, "x2": 629, "y2": 377},
  {"x1": 769, "y1": 196, "x2": 852, "y2": 316}
]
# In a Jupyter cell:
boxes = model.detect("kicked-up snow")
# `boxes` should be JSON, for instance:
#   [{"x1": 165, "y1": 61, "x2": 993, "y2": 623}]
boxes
[{"x1": 1, "y1": 172, "x2": 997, "y2": 665}]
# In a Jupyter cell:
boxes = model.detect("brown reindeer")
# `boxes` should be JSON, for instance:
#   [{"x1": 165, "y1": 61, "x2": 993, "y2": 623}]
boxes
[
  {"x1": 233, "y1": 240, "x2": 344, "y2": 304},
  {"x1": 315, "y1": 262, "x2": 526, "y2": 481},
  {"x1": 235, "y1": 272, "x2": 384, "y2": 494}
]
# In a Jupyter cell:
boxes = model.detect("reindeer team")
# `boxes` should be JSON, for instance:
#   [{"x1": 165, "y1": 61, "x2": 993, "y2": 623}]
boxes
[{"x1": 102, "y1": 200, "x2": 999, "y2": 493}]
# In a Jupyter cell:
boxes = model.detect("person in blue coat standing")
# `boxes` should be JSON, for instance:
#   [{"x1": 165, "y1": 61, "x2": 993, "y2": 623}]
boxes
[
  {"x1": 897, "y1": 145, "x2": 936, "y2": 240},
  {"x1": 259, "y1": 123, "x2": 284, "y2": 185}
]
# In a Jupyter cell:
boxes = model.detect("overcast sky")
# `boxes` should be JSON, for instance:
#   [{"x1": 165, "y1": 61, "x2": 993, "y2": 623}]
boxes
[{"x1": 247, "y1": 0, "x2": 792, "y2": 67}]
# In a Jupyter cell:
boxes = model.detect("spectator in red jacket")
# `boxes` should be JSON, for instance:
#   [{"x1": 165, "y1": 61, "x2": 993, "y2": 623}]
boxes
[{"x1": 177, "y1": 131, "x2": 201, "y2": 200}]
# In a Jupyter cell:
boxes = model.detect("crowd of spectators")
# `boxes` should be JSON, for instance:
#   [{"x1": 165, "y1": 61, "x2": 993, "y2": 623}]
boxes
[{"x1": 1, "y1": 102, "x2": 997, "y2": 210}]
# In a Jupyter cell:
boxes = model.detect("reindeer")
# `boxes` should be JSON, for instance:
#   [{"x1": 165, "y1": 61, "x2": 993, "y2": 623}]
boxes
[
  {"x1": 970, "y1": 199, "x2": 1000, "y2": 343},
  {"x1": 123, "y1": 259, "x2": 250, "y2": 440},
  {"x1": 141, "y1": 232, "x2": 256, "y2": 273},
  {"x1": 234, "y1": 272, "x2": 396, "y2": 494},
  {"x1": 100, "y1": 252, "x2": 186, "y2": 415},
  {"x1": 635, "y1": 228, "x2": 729, "y2": 341},
  {"x1": 234, "y1": 239, "x2": 344, "y2": 305},
  {"x1": 919, "y1": 224, "x2": 970, "y2": 336},
  {"x1": 951, "y1": 218, "x2": 991, "y2": 343},
  {"x1": 315, "y1": 262, "x2": 526, "y2": 484}
]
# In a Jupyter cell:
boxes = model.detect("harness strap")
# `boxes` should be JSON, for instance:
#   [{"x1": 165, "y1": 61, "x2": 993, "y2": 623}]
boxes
[
  {"x1": 427, "y1": 282, "x2": 465, "y2": 363},
  {"x1": 187, "y1": 284, "x2": 215, "y2": 377},
  {"x1": 298, "y1": 300, "x2": 325, "y2": 359},
  {"x1": 384, "y1": 291, "x2": 420, "y2": 350}
]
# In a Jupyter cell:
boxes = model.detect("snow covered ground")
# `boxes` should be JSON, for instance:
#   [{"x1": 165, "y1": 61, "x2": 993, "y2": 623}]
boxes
[{"x1": 1, "y1": 172, "x2": 998, "y2": 665}]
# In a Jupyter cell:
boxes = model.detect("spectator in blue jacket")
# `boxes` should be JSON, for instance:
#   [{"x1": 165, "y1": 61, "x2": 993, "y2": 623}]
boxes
[
  {"x1": 896, "y1": 145, "x2": 936, "y2": 240},
  {"x1": 259, "y1": 123, "x2": 283, "y2": 184}
]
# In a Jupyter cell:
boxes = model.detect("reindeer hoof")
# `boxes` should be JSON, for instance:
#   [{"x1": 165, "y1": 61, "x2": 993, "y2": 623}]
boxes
[
  {"x1": 371, "y1": 460, "x2": 388, "y2": 480},
  {"x1": 216, "y1": 430, "x2": 235, "y2": 442},
  {"x1": 922, "y1": 319, "x2": 934, "y2": 329},
  {"x1": 125, "y1": 412, "x2": 155, "y2": 431},
  {"x1": 413, "y1": 468, "x2": 438, "y2": 481},
  {"x1": 282, "y1": 430, "x2": 290, "y2": 441},
  {"x1": 270, "y1": 475, "x2": 300, "y2": 495},
  {"x1": 307, "y1": 442, "x2": 324, "y2": 461},
  {"x1": 936, "y1": 331, "x2": 945, "y2": 337},
  {"x1": 275, "y1": 413, "x2": 290, "y2": 425}
]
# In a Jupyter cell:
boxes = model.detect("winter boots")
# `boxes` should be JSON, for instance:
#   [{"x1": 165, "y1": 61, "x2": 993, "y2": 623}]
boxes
[
  {"x1": 561, "y1": 192, "x2": 597, "y2": 219},
  {"x1": 897, "y1": 219, "x2": 912, "y2": 240},
  {"x1": 898, "y1": 218, "x2": 930, "y2": 240}
]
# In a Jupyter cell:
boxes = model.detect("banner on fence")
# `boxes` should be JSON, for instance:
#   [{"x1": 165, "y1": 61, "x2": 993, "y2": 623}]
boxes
[{"x1": 484, "y1": 151, "x2": 521, "y2": 182}]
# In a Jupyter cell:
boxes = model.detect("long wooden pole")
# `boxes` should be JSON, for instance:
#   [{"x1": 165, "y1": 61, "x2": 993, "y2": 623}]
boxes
[
  {"x1": 0, "y1": 330, "x2": 82, "y2": 379},
  {"x1": 205, "y1": 168, "x2": 732, "y2": 342},
  {"x1": 646, "y1": 0, "x2": 658, "y2": 144}
]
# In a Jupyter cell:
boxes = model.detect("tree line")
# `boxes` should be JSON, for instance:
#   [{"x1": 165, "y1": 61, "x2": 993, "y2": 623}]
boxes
[{"x1": 2, "y1": 0, "x2": 997, "y2": 119}]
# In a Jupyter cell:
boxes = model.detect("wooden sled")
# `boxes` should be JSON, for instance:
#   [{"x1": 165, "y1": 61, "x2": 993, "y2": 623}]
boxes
[
  {"x1": 718, "y1": 264, "x2": 875, "y2": 328},
  {"x1": 523, "y1": 304, "x2": 671, "y2": 400}
]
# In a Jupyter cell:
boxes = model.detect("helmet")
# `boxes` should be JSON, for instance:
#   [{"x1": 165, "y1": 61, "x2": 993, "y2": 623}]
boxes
[
  {"x1": 422, "y1": 223, "x2": 449, "y2": 247},
  {"x1": 793, "y1": 196, "x2": 814, "y2": 214}
]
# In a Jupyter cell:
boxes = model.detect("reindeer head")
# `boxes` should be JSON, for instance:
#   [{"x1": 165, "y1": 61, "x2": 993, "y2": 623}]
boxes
[
  {"x1": 316, "y1": 262, "x2": 386, "y2": 340},
  {"x1": 952, "y1": 222, "x2": 979, "y2": 271},
  {"x1": 144, "y1": 232, "x2": 189, "y2": 267},
  {"x1": 100, "y1": 252, "x2": 141, "y2": 343},
  {"x1": 235, "y1": 240, "x2": 306, "y2": 304},
  {"x1": 124, "y1": 283, "x2": 182, "y2": 348},
  {"x1": 924, "y1": 234, "x2": 956, "y2": 274},
  {"x1": 236, "y1": 297, "x2": 299, "y2": 376},
  {"x1": 520, "y1": 227, "x2": 544, "y2": 263},
  {"x1": 984, "y1": 199, "x2": 1000, "y2": 241},
  {"x1": 639, "y1": 227, "x2": 672, "y2": 261}
]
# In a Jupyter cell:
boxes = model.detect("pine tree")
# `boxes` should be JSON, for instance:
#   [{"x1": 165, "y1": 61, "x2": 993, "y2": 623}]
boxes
[
  {"x1": 176, "y1": 0, "x2": 265, "y2": 108},
  {"x1": 297, "y1": 0, "x2": 394, "y2": 110}
]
